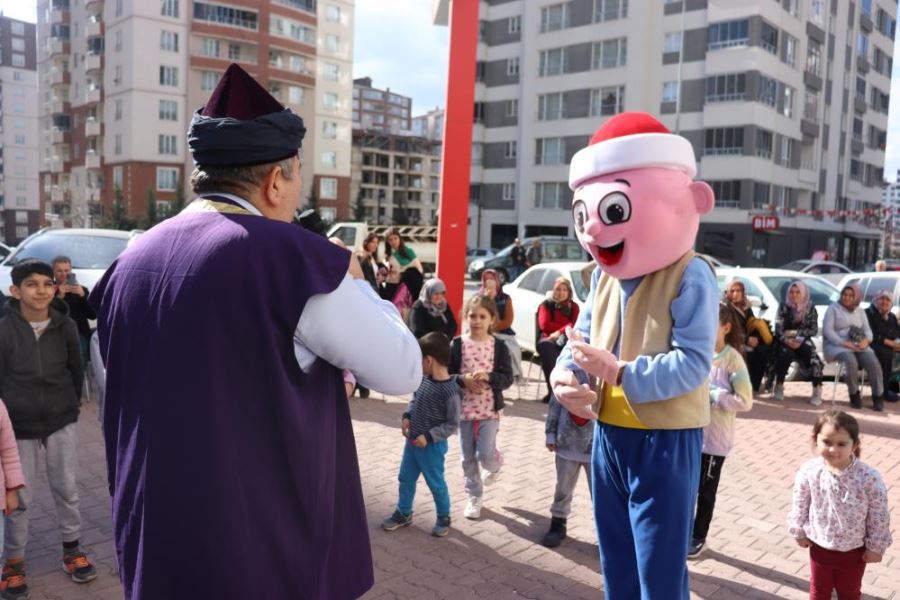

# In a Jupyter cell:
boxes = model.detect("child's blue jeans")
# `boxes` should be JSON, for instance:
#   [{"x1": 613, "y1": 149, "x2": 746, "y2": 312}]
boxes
[{"x1": 397, "y1": 439, "x2": 450, "y2": 518}]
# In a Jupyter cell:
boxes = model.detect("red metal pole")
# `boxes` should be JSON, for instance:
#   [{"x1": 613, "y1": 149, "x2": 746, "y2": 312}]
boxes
[{"x1": 436, "y1": 0, "x2": 479, "y2": 317}]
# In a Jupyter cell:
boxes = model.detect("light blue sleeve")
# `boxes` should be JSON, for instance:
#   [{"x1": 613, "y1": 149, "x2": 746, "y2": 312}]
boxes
[
  {"x1": 621, "y1": 258, "x2": 718, "y2": 404},
  {"x1": 555, "y1": 266, "x2": 600, "y2": 386}
]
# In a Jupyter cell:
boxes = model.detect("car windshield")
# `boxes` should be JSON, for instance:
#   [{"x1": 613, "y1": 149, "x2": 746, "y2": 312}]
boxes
[
  {"x1": 760, "y1": 276, "x2": 840, "y2": 306},
  {"x1": 780, "y1": 261, "x2": 809, "y2": 271},
  {"x1": 569, "y1": 269, "x2": 589, "y2": 303},
  {"x1": 5, "y1": 234, "x2": 130, "y2": 269}
]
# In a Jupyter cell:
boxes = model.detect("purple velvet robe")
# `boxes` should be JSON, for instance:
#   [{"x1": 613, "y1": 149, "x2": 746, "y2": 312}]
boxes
[{"x1": 90, "y1": 198, "x2": 373, "y2": 599}]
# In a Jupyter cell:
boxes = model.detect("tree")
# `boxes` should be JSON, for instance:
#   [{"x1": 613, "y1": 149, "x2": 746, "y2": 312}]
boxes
[
  {"x1": 142, "y1": 187, "x2": 158, "y2": 229},
  {"x1": 103, "y1": 185, "x2": 137, "y2": 230},
  {"x1": 353, "y1": 188, "x2": 366, "y2": 222},
  {"x1": 173, "y1": 178, "x2": 186, "y2": 214}
]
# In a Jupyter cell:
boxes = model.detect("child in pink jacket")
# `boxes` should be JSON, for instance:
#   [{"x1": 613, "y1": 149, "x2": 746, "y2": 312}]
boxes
[{"x1": 0, "y1": 400, "x2": 25, "y2": 532}]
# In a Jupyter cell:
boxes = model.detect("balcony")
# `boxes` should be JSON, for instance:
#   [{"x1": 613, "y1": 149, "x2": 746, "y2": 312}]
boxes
[
  {"x1": 50, "y1": 69, "x2": 70, "y2": 86},
  {"x1": 50, "y1": 9, "x2": 69, "y2": 25},
  {"x1": 85, "y1": 53, "x2": 102, "y2": 72},
  {"x1": 50, "y1": 129, "x2": 70, "y2": 144},
  {"x1": 50, "y1": 186, "x2": 65, "y2": 203},
  {"x1": 85, "y1": 0, "x2": 103, "y2": 9},
  {"x1": 49, "y1": 158, "x2": 65, "y2": 173},
  {"x1": 50, "y1": 39, "x2": 68, "y2": 57},
  {"x1": 84, "y1": 119, "x2": 101, "y2": 137},
  {"x1": 85, "y1": 87, "x2": 102, "y2": 104},
  {"x1": 50, "y1": 99, "x2": 69, "y2": 115},
  {"x1": 85, "y1": 20, "x2": 103, "y2": 38},
  {"x1": 85, "y1": 152, "x2": 101, "y2": 169}
]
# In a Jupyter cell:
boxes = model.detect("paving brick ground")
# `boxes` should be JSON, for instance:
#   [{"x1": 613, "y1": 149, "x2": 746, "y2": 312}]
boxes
[{"x1": 18, "y1": 369, "x2": 900, "y2": 599}]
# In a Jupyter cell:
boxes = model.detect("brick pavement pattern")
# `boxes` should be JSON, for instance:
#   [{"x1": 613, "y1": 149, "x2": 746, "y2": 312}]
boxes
[{"x1": 18, "y1": 369, "x2": 900, "y2": 599}]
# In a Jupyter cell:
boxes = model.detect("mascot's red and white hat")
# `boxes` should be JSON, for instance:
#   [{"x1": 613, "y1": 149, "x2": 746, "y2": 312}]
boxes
[{"x1": 568, "y1": 112, "x2": 697, "y2": 190}]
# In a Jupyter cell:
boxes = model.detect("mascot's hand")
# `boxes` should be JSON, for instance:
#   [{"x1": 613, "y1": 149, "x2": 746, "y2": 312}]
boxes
[
  {"x1": 550, "y1": 364, "x2": 598, "y2": 422},
  {"x1": 567, "y1": 327, "x2": 621, "y2": 385}
]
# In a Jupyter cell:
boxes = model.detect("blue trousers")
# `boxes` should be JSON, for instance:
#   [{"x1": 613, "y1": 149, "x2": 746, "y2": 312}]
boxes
[
  {"x1": 397, "y1": 439, "x2": 450, "y2": 517},
  {"x1": 592, "y1": 423, "x2": 702, "y2": 600}
]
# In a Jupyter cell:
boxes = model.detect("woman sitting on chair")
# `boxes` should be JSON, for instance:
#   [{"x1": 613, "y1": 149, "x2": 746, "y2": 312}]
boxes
[
  {"x1": 824, "y1": 283, "x2": 885, "y2": 411},
  {"x1": 724, "y1": 279, "x2": 772, "y2": 394},
  {"x1": 865, "y1": 288, "x2": 900, "y2": 403},
  {"x1": 772, "y1": 281, "x2": 824, "y2": 405},
  {"x1": 536, "y1": 277, "x2": 580, "y2": 403}
]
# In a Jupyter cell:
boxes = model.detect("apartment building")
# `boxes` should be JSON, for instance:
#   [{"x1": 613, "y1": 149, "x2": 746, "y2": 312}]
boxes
[
  {"x1": 351, "y1": 77, "x2": 413, "y2": 134},
  {"x1": 411, "y1": 107, "x2": 445, "y2": 141},
  {"x1": 882, "y1": 174, "x2": 900, "y2": 257},
  {"x1": 37, "y1": 0, "x2": 354, "y2": 227},
  {"x1": 349, "y1": 129, "x2": 441, "y2": 225},
  {"x1": 0, "y1": 17, "x2": 40, "y2": 244},
  {"x1": 435, "y1": 0, "x2": 894, "y2": 268}
]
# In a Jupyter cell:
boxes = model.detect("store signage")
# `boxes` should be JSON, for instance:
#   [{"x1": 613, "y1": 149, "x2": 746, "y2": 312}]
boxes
[{"x1": 752, "y1": 215, "x2": 780, "y2": 231}]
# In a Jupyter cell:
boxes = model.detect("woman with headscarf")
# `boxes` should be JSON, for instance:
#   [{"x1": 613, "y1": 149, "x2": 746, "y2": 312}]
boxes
[
  {"x1": 723, "y1": 279, "x2": 772, "y2": 393},
  {"x1": 480, "y1": 269, "x2": 523, "y2": 381},
  {"x1": 824, "y1": 283, "x2": 885, "y2": 410},
  {"x1": 865, "y1": 289, "x2": 900, "y2": 403},
  {"x1": 536, "y1": 277, "x2": 580, "y2": 403},
  {"x1": 409, "y1": 278, "x2": 458, "y2": 339},
  {"x1": 772, "y1": 281, "x2": 824, "y2": 405}
]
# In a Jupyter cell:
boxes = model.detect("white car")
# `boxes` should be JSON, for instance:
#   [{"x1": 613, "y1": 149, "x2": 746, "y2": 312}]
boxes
[
  {"x1": 716, "y1": 267, "x2": 840, "y2": 378},
  {"x1": 0, "y1": 228, "x2": 143, "y2": 294},
  {"x1": 780, "y1": 259, "x2": 855, "y2": 285},
  {"x1": 504, "y1": 261, "x2": 591, "y2": 353},
  {"x1": 836, "y1": 272, "x2": 900, "y2": 317}
]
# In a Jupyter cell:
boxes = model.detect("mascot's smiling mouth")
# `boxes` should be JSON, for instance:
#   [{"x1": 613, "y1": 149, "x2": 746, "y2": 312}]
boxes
[{"x1": 596, "y1": 241, "x2": 625, "y2": 265}]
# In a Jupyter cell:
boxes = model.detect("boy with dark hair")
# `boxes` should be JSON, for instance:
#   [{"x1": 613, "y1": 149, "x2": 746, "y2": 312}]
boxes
[
  {"x1": 0, "y1": 259, "x2": 95, "y2": 600},
  {"x1": 383, "y1": 332, "x2": 460, "y2": 537}
]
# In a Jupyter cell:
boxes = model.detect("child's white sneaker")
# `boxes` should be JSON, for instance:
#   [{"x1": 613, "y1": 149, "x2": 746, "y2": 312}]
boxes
[
  {"x1": 464, "y1": 496, "x2": 482, "y2": 519},
  {"x1": 809, "y1": 386, "x2": 822, "y2": 407},
  {"x1": 481, "y1": 467, "x2": 499, "y2": 487}
]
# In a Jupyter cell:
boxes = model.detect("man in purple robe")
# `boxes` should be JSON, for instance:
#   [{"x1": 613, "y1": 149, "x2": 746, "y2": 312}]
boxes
[{"x1": 90, "y1": 64, "x2": 422, "y2": 600}]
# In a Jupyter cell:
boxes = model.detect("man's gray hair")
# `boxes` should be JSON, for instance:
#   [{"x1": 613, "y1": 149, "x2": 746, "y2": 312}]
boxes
[
  {"x1": 190, "y1": 156, "x2": 296, "y2": 197},
  {"x1": 51, "y1": 255, "x2": 72, "y2": 267}
]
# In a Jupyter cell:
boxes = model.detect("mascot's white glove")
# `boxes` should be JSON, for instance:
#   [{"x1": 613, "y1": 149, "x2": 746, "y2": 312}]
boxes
[
  {"x1": 567, "y1": 326, "x2": 622, "y2": 386},
  {"x1": 550, "y1": 363, "x2": 598, "y2": 422}
]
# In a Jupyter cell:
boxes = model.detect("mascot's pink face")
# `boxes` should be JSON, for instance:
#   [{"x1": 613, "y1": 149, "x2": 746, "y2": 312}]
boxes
[{"x1": 572, "y1": 167, "x2": 714, "y2": 280}]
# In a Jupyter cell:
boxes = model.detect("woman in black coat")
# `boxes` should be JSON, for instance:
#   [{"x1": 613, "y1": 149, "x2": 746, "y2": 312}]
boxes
[
  {"x1": 866, "y1": 288, "x2": 900, "y2": 402},
  {"x1": 408, "y1": 278, "x2": 457, "y2": 339}
]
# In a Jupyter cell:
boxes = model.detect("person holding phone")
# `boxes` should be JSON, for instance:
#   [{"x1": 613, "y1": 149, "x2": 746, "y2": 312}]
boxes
[{"x1": 52, "y1": 256, "x2": 95, "y2": 366}]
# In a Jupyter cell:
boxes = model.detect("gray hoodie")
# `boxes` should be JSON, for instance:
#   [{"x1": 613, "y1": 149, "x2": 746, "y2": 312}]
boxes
[{"x1": 545, "y1": 395, "x2": 593, "y2": 463}]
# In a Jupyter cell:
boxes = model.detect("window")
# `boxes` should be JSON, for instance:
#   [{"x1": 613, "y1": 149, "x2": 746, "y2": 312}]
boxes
[
  {"x1": 201, "y1": 71, "x2": 219, "y2": 91},
  {"x1": 783, "y1": 34, "x2": 797, "y2": 67},
  {"x1": 325, "y1": 34, "x2": 340, "y2": 53},
  {"x1": 288, "y1": 85, "x2": 304, "y2": 105},
  {"x1": 320, "y1": 177, "x2": 337, "y2": 198},
  {"x1": 159, "y1": 99, "x2": 177, "y2": 121},
  {"x1": 709, "y1": 181, "x2": 741, "y2": 207},
  {"x1": 537, "y1": 92, "x2": 565, "y2": 120},
  {"x1": 508, "y1": 15, "x2": 521, "y2": 34},
  {"x1": 758, "y1": 75, "x2": 777, "y2": 107},
  {"x1": 11, "y1": 21, "x2": 24, "y2": 35},
  {"x1": 115, "y1": 29, "x2": 122, "y2": 51},
  {"x1": 810, "y1": 0, "x2": 825, "y2": 25},
  {"x1": 506, "y1": 57, "x2": 519, "y2": 77},
  {"x1": 323, "y1": 63, "x2": 340, "y2": 81},
  {"x1": 326, "y1": 5, "x2": 341, "y2": 23},
  {"x1": 158, "y1": 134, "x2": 177, "y2": 155},
  {"x1": 803, "y1": 90, "x2": 819, "y2": 122},
  {"x1": 502, "y1": 182, "x2": 516, "y2": 201},
  {"x1": 115, "y1": 98, "x2": 122, "y2": 120},
  {"x1": 201, "y1": 38, "x2": 220, "y2": 57},
  {"x1": 806, "y1": 40, "x2": 822, "y2": 76},
  {"x1": 11, "y1": 55, "x2": 24, "y2": 67},
  {"x1": 591, "y1": 86, "x2": 625, "y2": 116},
  {"x1": 760, "y1": 22, "x2": 778, "y2": 54},
  {"x1": 708, "y1": 20, "x2": 749, "y2": 50},
  {"x1": 161, "y1": 0, "x2": 179, "y2": 18},
  {"x1": 505, "y1": 99, "x2": 518, "y2": 117},
  {"x1": 114, "y1": 134, "x2": 122, "y2": 155},
  {"x1": 13, "y1": 71, "x2": 22, "y2": 81},
  {"x1": 594, "y1": 0, "x2": 628, "y2": 22},
  {"x1": 113, "y1": 166, "x2": 123, "y2": 189},
  {"x1": 778, "y1": 137, "x2": 793, "y2": 165},
  {"x1": 322, "y1": 121, "x2": 337, "y2": 139},
  {"x1": 228, "y1": 43, "x2": 241, "y2": 60},
  {"x1": 706, "y1": 73, "x2": 746, "y2": 102},
  {"x1": 782, "y1": 85, "x2": 794, "y2": 118},
  {"x1": 14, "y1": 135, "x2": 24, "y2": 145},
  {"x1": 857, "y1": 32, "x2": 869, "y2": 59},
  {"x1": 535, "y1": 137, "x2": 565, "y2": 165},
  {"x1": 539, "y1": 48, "x2": 565, "y2": 76},
  {"x1": 662, "y1": 81, "x2": 679, "y2": 103},
  {"x1": 704, "y1": 127, "x2": 744, "y2": 155},
  {"x1": 115, "y1": 0, "x2": 123, "y2": 16},
  {"x1": 321, "y1": 151, "x2": 337, "y2": 168},
  {"x1": 323, "y1": 92, "x2": 339, "y2": 111},
  {"x1": 193, "y1": 2, "x2": 258, "y2": 30},
  {"x1": 159, "y1": 66, "x2": 178, "y2": 87},
  {"x1": 540, "y1": 4, "x2": 567, "y2": 32},
  {"x1": 504, "y1": 141, "x2": 517, "y2": 159},
  {"x1": 11, "y1": 38, "x2": 24, "y2": 52},
  {"x1": 664, "y1": 32, "x2": 682, "y2": 53},
  {"x1": 471, "y1": 142, "x2": 483, "y2": 165},
  {"x1": 160, "y1": 31, "x2": 179, "y2": 52},
  {"x1": 534, "y1": 182, "x2": 570, "y2": 209},
  {"x1": 157, "y1": 167, "x2": 178, "y2": 191},
  {"x1": 592, "y1": 38, "x2": 627, "y2": 69}
]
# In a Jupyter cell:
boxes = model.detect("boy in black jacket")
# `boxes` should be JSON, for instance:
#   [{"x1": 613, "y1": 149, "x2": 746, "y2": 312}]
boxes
[{"x1": 0, "y1": 260, "x2": 96, "y2": 600}]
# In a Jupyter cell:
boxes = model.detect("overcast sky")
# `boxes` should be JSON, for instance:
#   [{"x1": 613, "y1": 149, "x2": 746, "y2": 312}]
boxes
[{"x1": 3, "y1": 0, "x2": 899, "y2": 180}]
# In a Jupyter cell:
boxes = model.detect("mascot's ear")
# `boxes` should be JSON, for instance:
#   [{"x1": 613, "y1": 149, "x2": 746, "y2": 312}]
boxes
[{"x1": 690, "y1": 181, "x2": 715, "y2": 216}]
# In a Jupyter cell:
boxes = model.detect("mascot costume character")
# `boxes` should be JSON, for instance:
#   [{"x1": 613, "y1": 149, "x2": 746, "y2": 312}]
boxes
[{"x1": 551, "y1": 112, "x2": 719, "y2": 599}]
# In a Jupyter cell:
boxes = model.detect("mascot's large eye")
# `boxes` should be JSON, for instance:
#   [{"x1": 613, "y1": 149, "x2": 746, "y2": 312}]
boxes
[
  {"x1": 572, "y1": 200, "x2": 588, "y2": 234},
  {"x1": 598, "y1": 192, "x2": 631, "y2": 225}
]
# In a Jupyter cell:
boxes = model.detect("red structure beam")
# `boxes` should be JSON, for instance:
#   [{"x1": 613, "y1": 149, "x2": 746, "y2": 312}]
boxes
[{"x1": 436, "y1": 0, "x2": 479, "y2": 316}]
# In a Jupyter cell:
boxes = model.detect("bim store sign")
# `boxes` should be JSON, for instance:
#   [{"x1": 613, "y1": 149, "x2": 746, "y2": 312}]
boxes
[{"x1": 752, "y1": 215, "x2": 780, "y2": 231}]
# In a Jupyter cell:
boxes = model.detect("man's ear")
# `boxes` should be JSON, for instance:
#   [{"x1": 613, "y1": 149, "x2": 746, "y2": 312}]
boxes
[
  {"x1": 690, "y1": 181, "x2": 715, "y2": 215},
  {"x1": 8, "y1": 285, "x2": 20, "y2": 299},
  {"x1": 262, "y1": 164, "x2": 284, "y2": 208}
]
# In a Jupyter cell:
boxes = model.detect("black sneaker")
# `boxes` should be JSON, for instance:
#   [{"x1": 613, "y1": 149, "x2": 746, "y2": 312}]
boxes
[
  {"x1": 873, "y1": 396, "x2": 885, "y2": 412},
  {"x1": 687, "y1": 538, "x2": 705, "y2": 559},
  {"x1": 0, "y1": 561, "x2": 28, "y2": 600},
  {"x1": 541, "y1": 517, "x2": 567, "y2": 548},
  {"x1": 849, "y1": 392, "x2": 863, "y2": 409},
  {"x1": 432, "y1": 516, "x2": 451, "y2": 537},
  {"x1": 381, "y1": 509, "x2": 412, "y2": 531},
  {"x1": 62, "y1": 549, "x2": 98, "y2": 583}
]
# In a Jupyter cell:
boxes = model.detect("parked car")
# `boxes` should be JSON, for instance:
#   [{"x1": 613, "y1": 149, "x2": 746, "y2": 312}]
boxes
[
  {"x1": 780, "y1": 259, "x2": 854, "y2": 284},
  {"x1": 0, "y1": 228, "x2": 144, "y2": 293},
  {"x1": 0, "y1": 244, "x2": 12, "y2": 262},
  {"x1": 716, "y1": 268, "x2": 840, "y2": 379},
  {"x1": 468, "y1": 236, "x2": 587, "y2": 283},
  {"x1": 503, "y1": 261, "x2": 591, "y2": 353},
  {"x1": 836, "y1": 272, "x2": 900, "y2": 317},
  {"x1": 466, "y1": 247, "x2": 494, "y2": 268}
]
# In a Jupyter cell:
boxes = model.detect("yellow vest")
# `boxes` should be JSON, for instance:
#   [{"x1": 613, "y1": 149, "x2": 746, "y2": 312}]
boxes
[{"x1": 590, "y1": 251, "x2": 711, "y2": 430}]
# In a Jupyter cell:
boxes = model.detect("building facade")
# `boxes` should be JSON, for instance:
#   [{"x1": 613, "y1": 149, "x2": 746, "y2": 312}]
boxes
[
  {"x1": 37, "y1": 0, "x2": 354, "y2": 227},
  {"x1": 411, "y1": 107, "x2": 444, "y2": 141},
  {"x1": 0, "y1": 17, "x2": 40, "y2": 244},
  {"x1": 351, "y1": 77, "x2": 413, "y2": 134},
  {"x1": 436, "y1": 0, "x2": 894, "y2": 268},
  {"x1": 349, "y1": 129, "x2": 441, "y2": 225},
  {"x1": 882, "y1": 174, "x2": 900, "y2": 258}
]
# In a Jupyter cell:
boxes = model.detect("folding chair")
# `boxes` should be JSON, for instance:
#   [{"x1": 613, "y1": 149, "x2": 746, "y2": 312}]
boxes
[{"x1": 828, "y1": 360, "x2": 866, "y2": 408}]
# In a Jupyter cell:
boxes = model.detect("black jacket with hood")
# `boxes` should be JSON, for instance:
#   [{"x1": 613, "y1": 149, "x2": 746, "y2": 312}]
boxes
[{"x1": 0, "y1": 297, "x2": 83, "y2": 439}]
